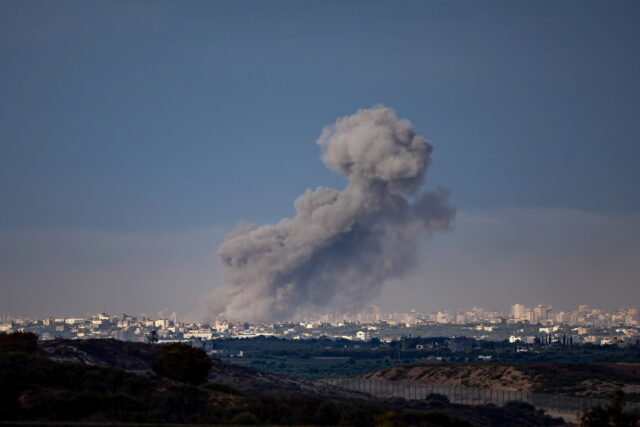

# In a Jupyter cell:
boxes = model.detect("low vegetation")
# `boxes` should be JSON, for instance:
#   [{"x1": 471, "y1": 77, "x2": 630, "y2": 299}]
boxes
[
  {"x1": 154, "y1": 342, "x2": 213, "y2": 384},
  {"x1": 580, "y1": 390, "x2": 640, "y2": 427},
  {"x1": 0, "y1": 333, "x2": 567, "y2": 426}
]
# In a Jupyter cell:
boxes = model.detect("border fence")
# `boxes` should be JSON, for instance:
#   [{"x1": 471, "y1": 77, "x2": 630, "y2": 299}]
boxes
[{"x1": 319, "y1": 377, "x2": 639, "y2": 417}]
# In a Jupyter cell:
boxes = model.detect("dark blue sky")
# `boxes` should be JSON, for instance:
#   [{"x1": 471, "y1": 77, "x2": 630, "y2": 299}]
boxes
[{"x1": 1, "y1": 1, "x2": 639, "y2": 318}]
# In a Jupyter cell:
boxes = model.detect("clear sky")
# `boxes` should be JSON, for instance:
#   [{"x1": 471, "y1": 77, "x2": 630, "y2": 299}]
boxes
[{"x1": 1, "y1": 1, "x2": 639, "y2": 319}]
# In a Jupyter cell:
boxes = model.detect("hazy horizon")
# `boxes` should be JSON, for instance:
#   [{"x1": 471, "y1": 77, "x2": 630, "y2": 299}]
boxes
[{"x1": 3, "y1": 206, "x2": 639, "y2": 321}]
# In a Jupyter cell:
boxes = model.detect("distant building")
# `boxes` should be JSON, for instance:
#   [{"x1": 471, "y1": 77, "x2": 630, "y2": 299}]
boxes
[
  {"x1": 511, "y1": 304, "x2": 526, "y2": 321},
  {"x1": 356, "y1": 330, "x2": 370, "y2": 341},
  {"x1": 154, "y1": 319, "x2": 171, "y2": 329},
  {"x1": 436, "y1": 311, "x2": 453, "y2": 324},
  {"x1": 184, "y1": 329, "x2": 215, "y2": 340}
]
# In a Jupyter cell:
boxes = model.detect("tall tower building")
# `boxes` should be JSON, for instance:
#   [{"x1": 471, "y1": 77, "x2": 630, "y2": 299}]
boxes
[
  {"x1": 372, "y1": 305, "x2": 381, "y2": 322},
  {"x1": 511, "y1": 303, "x2": 526, "y2": 320}
]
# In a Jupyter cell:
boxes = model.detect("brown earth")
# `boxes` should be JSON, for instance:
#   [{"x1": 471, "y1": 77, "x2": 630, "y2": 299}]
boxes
[
  {"x1": 575, "y1": 380, "x2": 640, "y2": 398},
  {"x1": 600, "y1": 362, "x2": 640, "y2": 379},
  {"x1": 363, "y1": 364, "x2": 536, "y2": 391},
  {"x1": 362, "y1": 363, "x2": 640, "y2": 401}
]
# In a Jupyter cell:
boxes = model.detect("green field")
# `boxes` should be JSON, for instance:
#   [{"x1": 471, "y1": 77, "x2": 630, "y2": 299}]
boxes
[{"x1": 224, "y1": 354, "x2": 426, "y2": 378}]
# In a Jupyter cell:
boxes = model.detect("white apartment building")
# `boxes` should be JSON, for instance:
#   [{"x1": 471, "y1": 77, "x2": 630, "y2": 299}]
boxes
[{"x1": 356, "y1": 330, "x2": 370, "y2": 341}]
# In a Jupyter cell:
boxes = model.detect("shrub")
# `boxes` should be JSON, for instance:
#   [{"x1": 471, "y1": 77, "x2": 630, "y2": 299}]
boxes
[
  {"x1": 154, "y1": 343, "x2": 213, "y2": 384},
  {"x1": 421, "y1": 411, "x2": 472, "y2": 427},
  {"x1": 426, "y1": 392, "x2": 450, "y2": 403},
  {"x1": 204, "y1": 382, "x2": 241, "y2": 395},
  {"x1": 580, "y1": 390, "x2": 640, "y2": 427},
  {"x1": 503, "y1": 400, "x2": 536, "y2": 412},
  {"x1": 229, "y1": 411, "x2": 260, "y2": 425},
  {"x1": 0, "y1": 332, "x2": 38, "y2": 353},
  {"x1": 314, "y1": 400, "x2": 340, "y2": 425},
  {"x1": 341, "y1": 406, "x2": 375, "y2": 427},
  {"x1": 374, "y1": 411, "x2": 406, "y2": 427}
]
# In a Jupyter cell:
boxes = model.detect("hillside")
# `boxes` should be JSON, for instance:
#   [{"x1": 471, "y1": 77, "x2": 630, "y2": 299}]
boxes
[
  {"x1": 364, "y1": 364, "x2": 536, "y2": 391},
  {"x1": 363, "y1": 362, "x2": 640, "y2": 400},
  {"x1": 0, "y1": 336, "x2": 568, "y2": 426},
  {"x1": 41, "y1": 338, "x2": 364, "y2": 398}
]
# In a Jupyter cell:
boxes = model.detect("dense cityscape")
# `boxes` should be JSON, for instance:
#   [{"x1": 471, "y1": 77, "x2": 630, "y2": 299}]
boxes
[{"x1": 2, "y1": 303, "x2": 639, "y2": 348}]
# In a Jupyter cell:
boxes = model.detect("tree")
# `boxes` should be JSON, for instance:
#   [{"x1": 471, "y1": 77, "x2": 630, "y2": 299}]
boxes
[
  {"x1": 374, "y1": 411, "x2": 406, "y2": 427},
  {"x1": 146, "y1": 329, "x2": 158, "y2": 344},
  {"x1": 154, "y1": 343, "x2": 213, "y2": 384},
  {"x1": 0, "y1": 332, "x2": 38, "y2": 353},
  {"x1": 580, "y1": 390, "x2": 640, "y2": 427},
  {"x1": 426, "y1": 393, "x2": 450, "y2": 403}
]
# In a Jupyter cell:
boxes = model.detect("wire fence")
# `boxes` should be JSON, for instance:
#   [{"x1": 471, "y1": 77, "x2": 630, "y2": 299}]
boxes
[{"x1": 319, "y1": 377, "x2": 640, "y2": 417}]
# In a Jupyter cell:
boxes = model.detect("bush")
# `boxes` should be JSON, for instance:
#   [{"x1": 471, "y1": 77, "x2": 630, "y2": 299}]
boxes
[
  {"x1": 0, "y1": 332, "x2": 38, "y2": 353},
  {"x1": 374, "y1": 411, "x2": 406, "y2": 427},
  {"x1": 503, "y1": 400, "x2": 536, "y2": 412},
  {"x1": 314, "y1": 400, "x2": 340, "y2": 425},
  {"x1": 420, "y1": 411, "x2": 472, "y2": 427},
  {"x1": 154, "y1": 343, "x2": 213, "y2": 384},
  {"x1": 204, "y1": 382, "x2": 241, "y2": 395},
  {"x1": 341, "y1": 406, "x2": 375, "y2": 427},
  {"x1": 229, "y1": 411, "x2": 260, "y2": 425},
  {"x1": 426, "y1": 392, "x2": 450, "y2": 403},
  {"x1": 580, "y1": 390, "x2": 640, "y2": 427}
]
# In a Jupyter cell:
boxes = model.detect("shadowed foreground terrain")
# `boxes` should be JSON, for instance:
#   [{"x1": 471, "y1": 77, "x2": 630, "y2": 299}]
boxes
[{"x1": 0, "y1": 335, "x2": 566, "y2": 426}]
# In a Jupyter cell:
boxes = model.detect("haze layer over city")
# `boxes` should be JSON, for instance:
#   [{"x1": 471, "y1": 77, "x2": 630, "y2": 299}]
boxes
[{"x1": 1, "y1": 0, "x2": 639, "y2": 323}]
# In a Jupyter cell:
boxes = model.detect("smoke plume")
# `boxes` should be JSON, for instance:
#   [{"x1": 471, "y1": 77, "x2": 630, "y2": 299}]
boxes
[{"x1": 208, "y1": 106, "x2": 455, "y2": 321}]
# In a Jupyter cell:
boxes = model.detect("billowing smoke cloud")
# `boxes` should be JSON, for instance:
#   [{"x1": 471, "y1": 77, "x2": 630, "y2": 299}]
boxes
[{"x1": 208, "y1": 106, "x2": 455, "y2": 321}]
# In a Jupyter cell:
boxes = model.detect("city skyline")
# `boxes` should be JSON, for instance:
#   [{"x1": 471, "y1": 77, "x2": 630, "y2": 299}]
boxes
[
  {"x1": 2, "y1": 301, "x2": 639, "y2": 326},
  {"x1": 3, "y1": 302, "x2": 639, "y2": 351}
]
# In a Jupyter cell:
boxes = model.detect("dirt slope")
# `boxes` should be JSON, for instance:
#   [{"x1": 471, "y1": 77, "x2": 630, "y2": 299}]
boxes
[
  {"x1": 363, "y1": 362, "x2": 640, "y2": 400},
  {"x1": 363, "y1": 364, "x2": 536, "y2": 391}
]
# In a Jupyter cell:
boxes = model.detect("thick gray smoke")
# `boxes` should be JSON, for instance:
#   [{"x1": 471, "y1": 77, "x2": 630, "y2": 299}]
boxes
[{"x1": 208, "y1": 106, "x2": 455, "y2": 321}]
